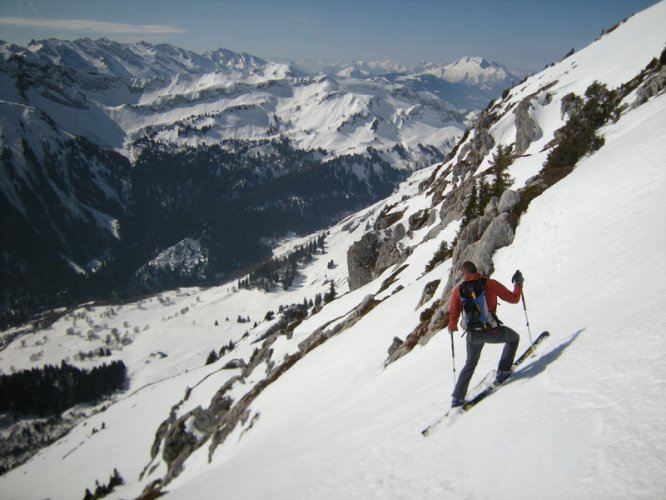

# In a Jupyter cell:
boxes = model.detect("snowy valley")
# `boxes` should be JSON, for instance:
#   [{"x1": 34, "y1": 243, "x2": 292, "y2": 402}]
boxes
[{"x1": 1, "y1": 1, "x2": 666, "y2": 499}]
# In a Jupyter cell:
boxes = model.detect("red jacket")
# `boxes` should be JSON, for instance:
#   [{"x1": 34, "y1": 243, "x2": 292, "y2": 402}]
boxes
[{"x1": 448, "y1": 273, "x2": 522, "y2": 331}]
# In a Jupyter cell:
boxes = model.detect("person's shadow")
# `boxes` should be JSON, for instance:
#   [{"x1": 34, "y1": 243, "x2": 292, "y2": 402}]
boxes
[{"x1": 508, "y1": 328, "x2": 585, "y2": 383}]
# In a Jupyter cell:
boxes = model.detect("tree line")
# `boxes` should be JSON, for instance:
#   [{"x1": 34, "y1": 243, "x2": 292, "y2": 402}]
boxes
[
  {"x1": 0, "y1": 360, "x2": 127, "y2": 417},
  {"x1": 238, "y1": 233, "x2": 327, "y2": 291}
]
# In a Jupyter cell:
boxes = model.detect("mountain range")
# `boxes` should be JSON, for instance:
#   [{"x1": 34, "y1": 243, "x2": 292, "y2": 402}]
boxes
[{"x1": 0, "y1": 38, "x2": 518, "y2": 327}]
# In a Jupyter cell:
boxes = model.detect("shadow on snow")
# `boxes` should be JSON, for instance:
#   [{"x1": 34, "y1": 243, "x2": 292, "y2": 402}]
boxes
[{"x1": 511, "y1": 328, "x2": 585, "y2": 383}]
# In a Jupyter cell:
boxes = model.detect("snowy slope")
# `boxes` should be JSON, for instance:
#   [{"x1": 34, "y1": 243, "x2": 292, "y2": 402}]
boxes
[{"x1": 1, "y1": 2, "x2": 666, "y2": 499}]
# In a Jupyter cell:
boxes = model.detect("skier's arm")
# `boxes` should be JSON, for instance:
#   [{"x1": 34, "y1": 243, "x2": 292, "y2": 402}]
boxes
[
  {"x1": 489, "y1": 279, "x2": 523, "y2": 304},
  {"x1": 448, "y1": 287, "x2": 461, "y2": 331}
]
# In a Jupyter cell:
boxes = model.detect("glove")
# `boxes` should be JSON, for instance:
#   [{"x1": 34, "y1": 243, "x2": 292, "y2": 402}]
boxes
[{"x1": 512, "y1": 270, "x2": 524, "y2": 285}]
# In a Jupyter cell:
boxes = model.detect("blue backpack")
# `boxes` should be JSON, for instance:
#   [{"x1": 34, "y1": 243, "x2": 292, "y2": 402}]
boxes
[{"x1": 459, "y1": 278, "x2": 499, "y2": 332}]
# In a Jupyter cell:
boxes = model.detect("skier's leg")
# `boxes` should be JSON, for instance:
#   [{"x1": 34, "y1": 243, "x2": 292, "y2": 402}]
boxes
[
  {"x1": 451, "y1": 334, "x2": 483, "y2": 401},
  {"x1": 496, "y1": 325, "x2": 520, "y2": 371}
]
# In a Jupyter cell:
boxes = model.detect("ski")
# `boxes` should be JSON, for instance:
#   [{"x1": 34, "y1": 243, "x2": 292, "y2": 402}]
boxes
[
  {"x1": 467, "y1": 369, "x2": 497, "y2": 400},
  {"x1": 420, "y1": 414, "x2": 448, "y2": 436},
  {"x1": 462, "y1": 331, "x2": 550, "y2": 411},
  {"x1": 420, "y1": 405, "x2": 465, "y2": 436},
  {"x1": 421, "y1": 331, "x2": 549, "y2": 436}
]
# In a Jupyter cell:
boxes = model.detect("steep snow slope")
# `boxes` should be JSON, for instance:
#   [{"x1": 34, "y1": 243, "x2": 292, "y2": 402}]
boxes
[
  {"x1": 1, "y1": 2, "x2": 665, "y2": 499},
  {"x1": 164, "y1": 93, "x2": 666, "y2": 500}
]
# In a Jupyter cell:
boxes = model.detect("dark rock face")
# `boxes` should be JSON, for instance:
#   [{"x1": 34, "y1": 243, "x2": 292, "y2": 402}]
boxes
[{"x1": 347, "y1": 232, "x2": 381, "y2": 291}]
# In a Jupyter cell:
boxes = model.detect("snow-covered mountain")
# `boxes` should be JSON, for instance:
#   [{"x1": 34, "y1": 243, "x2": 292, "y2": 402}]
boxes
[
  {"x1": 304, "y1": 56, "x2": 519, "y2": 108},
  {"x1": 0, "y1": 37, "x2": 515, "y2": 326},
  {"x1": 0, "y1": 38, "x2": 477, "y2": 326},
  {"x1": 1, "y1": 37, "x2": 279, "y2": 83},
  {"x1": 417, "y1": 56, "x2": 517, "y2": 89},
  {"x1": 1, "y1": 1, "x2": 666, "y2": 498},
  {"x1": 302, "y1": 56, "x2": 518, "y2": 90},
  {"x1": 0, "y1": 37, "x2": 473, "y2": 158}
]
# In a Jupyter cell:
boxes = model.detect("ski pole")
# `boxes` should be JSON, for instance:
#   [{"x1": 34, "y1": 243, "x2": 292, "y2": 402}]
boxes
[
  {"x1": 449, "y1": 329, "x2": 457, "y2": 386},
  {"x1": 520, "y1": 291, "x2": 534, "y2": 345}
]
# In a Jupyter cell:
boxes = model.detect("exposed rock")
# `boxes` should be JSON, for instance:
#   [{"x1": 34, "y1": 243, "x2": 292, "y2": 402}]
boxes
[
  {"x1": 498, "y1": 189, "x2": 521, "y2": 213},
  {"x1": 390, "y1": 223, "x2": 406, "y2": 242},
  {"x1": 484, "y1": 196, "x2": 499, "y2": 217},
  {"x1": 408, "y1": 209, "x2": 430, "y2": 231},
  {"x1": 374, "y1": 207, "x2": 405, "y2": 231},
  {"x1": 162, "y1": 407, "x2": 212, "y2": 482},
  {"x1": 421, "y1": 178, "x2": 475, "y2": 245},
  {"x1": 385, "y1": 297, "x2": 447, "y2": 365},
  {"x1": 374, "y1": 239, "x2": 403, "y2": 276},
  {"x1": 456, "y1": 129, "x2": 495, "y2": 178},
  {"x1": 417, "y1": 280, "x2": 441, "y2": 309},
  {"x1": 347, "y1": 229, "x2": 407, "y2": 290},
  {"x1": 452, "y1": 212, "x2": 517, "y2": 278},
  {"x1": 633, "y1": 65, "x2": 666, "y2": 107},
  {"x1": 456, "y1": 215, "x2": 494, "y2": 250},
  {"x1": 387, "y1": 337, "x2": 404, "y2": 356},
  {"x1": 514, "y1": 97, "x2": 542, "y2": 156},
  {"x1": 243, "y1": 345, "x2": 274, "y2": 378},
  {"x1": 222, "y1": 358, "x2": 247, "y2": 370},
  {"x1": 439, "y1": 178, "x2": 476, "y2": 228},
  {"x1": 426, "y1": 208, "x2": 438, "y2": 226},
  {"x1": 347, "y1": 232, "x2": 381, "y2": 290}
]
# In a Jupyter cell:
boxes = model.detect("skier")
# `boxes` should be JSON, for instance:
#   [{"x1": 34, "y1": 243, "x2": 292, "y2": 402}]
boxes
[{"x1": 448, "y1": 261, "x2": 524, "y2": 408}]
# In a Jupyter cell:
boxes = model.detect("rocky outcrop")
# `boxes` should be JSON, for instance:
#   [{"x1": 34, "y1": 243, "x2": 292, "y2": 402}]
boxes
[
  {"x1": 347, "y1": 232, "x2": 381, "y2": 290},
  {"x1": 452, "y1": 212, "x2": 517, "y2": 278},
  {"x1": 497, "y1": 188, "x2": 521, "y2": 214},
  {"x1": 347, "y1": 212, "x2": 409, "y2": 291},
  {"x1": 387, "y1": 337, "x2": 404, "y2": 356},
  {"x1": 375, "y1": 239, "x2": 403, "y2": 276},
  {"x1": 222, "y1": 358, "x2": 247, "y2": 370},
  {"x1": 439, "y1": 178, "x2": 476, "y2": 228},
  {"x1": 390, "y1": 223, "x2": 406, "y2": 242},
  {"x1": 633, "y1": 65, "x2": 666, "y2": 107},
  {"x1": 374, "y1": 206, "x2": 405, "y2": 231},
  {"x1": 453, "y1": 129, "x2": 495, "y2": 180},
  {"x1": 408, "y1": 209, "x2": 430, "y2": 231},
  {"x1": 514, "y1": 97, "x2": 543, "y2": 156},
  {"x1": 417, "y1": 280, "x2": 441, "y2": 309}
]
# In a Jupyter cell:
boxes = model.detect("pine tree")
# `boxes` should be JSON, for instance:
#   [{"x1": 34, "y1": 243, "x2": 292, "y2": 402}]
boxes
[
  {"x1": 477, "y1": 177, "x2": 490, "y2": 215},
  {"x1": 205, "y1": 350, "x2": 218, "y2": 365},
  {"x1": 324, "y1": 280, "x2": 336, "y2": 303},
  {"x1": 489, "y1": 144, "x2": 514, "y2": 198},
  {"x1": 463, "y1": 181, "x2": 479, "y2": 224}
]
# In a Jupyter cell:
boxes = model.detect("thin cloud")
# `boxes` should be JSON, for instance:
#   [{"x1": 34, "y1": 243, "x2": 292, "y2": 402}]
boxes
[{"x1": 0, "y1": 17, "x2": 187, "y2": 35}]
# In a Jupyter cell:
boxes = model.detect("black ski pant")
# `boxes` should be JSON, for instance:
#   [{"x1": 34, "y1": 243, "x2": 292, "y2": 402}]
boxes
[{"x1": 451, "y1": 326, "x2": 520, "y2": 401}]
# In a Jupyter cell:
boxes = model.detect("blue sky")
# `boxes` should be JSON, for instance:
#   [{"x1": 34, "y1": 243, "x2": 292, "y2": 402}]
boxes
[{"x1": 0, "y1": 0, "x2": 660, "y2": 72}]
